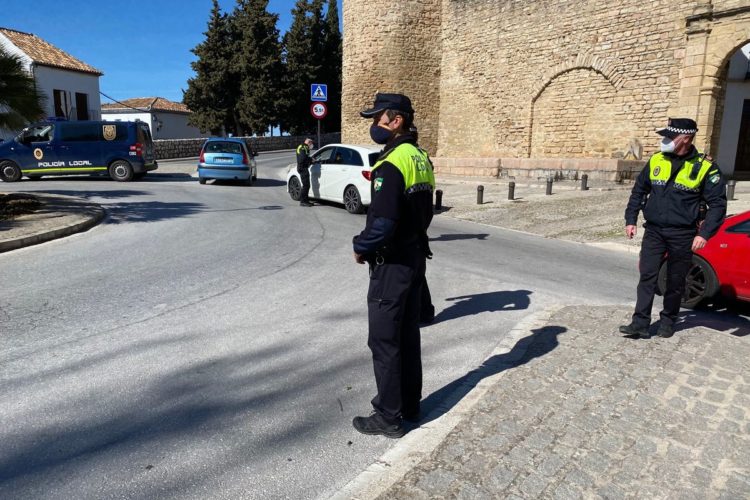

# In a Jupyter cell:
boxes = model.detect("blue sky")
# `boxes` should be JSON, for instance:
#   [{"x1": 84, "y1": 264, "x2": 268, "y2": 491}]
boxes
[{"x1": 1, "y1": 0, "x2": 343, "y2": 103}]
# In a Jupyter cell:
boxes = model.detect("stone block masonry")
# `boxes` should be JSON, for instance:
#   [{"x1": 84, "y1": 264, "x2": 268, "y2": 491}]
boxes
[
  {"x1": 343, "y1": 0, "x2": 750, "y2": 178},
  {"x1": 153, "y1": 133, "x2": 341, "y2": 160}
]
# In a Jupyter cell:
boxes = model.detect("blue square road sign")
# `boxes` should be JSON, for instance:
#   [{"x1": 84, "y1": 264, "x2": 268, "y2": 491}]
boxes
[{"x1": 311, "y1": 84, "x2": 328, "y2": 102}]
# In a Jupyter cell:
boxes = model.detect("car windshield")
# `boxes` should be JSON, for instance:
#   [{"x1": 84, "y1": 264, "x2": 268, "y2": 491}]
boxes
[{"x1": 205, "y1": 141, "x2": 242, "y2": 154}]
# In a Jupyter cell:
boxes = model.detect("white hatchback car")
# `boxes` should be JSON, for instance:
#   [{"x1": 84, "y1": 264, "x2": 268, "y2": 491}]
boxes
[{"x1": 286, "y1": 143, "x2": 382, "y2": 214}]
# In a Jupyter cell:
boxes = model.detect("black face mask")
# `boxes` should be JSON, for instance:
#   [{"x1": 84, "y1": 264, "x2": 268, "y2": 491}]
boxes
[{"x1": 370, "y1": 124, "x2": 393, "y2": 145}]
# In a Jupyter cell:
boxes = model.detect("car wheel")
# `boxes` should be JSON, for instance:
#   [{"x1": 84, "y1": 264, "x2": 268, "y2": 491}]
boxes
[
  {"x1": 245, "y1": 174, "x2": 254, "y2": 186},
  {"x1": 658, "y1": 255, "x2": 719, "y2": 309},
  {"x1": 288, "y1": 176, "x2": 302, "y2": 201},
  {"x1": 252, "y1": 167, "x2": 257, "y2": 181},
  {"x1": 199, "y1": 178, "x2": 207, "y2": 185},
  {"x1": 344, "y1": 185, "x2": 364, "y2": 214},
  {"x1": 0, "y1": 161, "x2": 22, "y2": 182},
  {"x1": 109, "y1": 160, "x2": 134, "y2": 182}
]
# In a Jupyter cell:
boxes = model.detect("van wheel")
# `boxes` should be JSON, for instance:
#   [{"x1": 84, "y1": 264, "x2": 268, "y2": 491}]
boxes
[
  {"x1": 0, "y1": 161, "x2": 22, "y2": 182},
  {"x1": 109, "y1": 160, "x2": 134, "y2": 182}
]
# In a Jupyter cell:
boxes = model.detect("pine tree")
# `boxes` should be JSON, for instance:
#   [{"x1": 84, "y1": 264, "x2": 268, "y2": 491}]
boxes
[
  {"x1": 0, "y1": 45, "x2": 45, "y2": 132},
  {"x1": 279, "y1": 0, "x2": 326, "y2": 135},
  {"x1": 320, "y1": 0, "x2": 342, "y2": 133},
  {"x1": 183, "y1": 0, "x2": 237, "y2": 135},
  {"x1": 231, "y1": 0, "x2": 283, "y2": 136}
]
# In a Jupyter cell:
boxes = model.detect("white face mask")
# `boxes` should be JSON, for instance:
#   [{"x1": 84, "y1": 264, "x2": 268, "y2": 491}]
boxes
[{"x1": 660, "y1": 137, "x2": 676, "y2": 153}]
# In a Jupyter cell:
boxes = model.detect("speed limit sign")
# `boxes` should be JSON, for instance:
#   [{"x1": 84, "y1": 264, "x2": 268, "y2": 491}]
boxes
[{"x1": 311, "y1": 102, "x2": 328, "y2": 120}]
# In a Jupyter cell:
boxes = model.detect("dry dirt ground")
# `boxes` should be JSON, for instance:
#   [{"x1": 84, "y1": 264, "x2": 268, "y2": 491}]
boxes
[{"x1": 434, "y1": 177, "x2": 750, "y2": 248}]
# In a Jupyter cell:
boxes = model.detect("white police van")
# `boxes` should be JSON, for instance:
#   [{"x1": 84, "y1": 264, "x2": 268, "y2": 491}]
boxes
[{"x1": 0, "y1": 119, "x2": 158, "y2": 182}]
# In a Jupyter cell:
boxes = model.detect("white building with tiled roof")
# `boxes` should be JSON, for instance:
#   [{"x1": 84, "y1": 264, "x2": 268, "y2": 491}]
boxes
[
  {"x1": 0, "y1": 27, "x2": 102, "y2": 124},
  {"x1": 101, "y1": 97, "x2": 209, "y2": 140}
]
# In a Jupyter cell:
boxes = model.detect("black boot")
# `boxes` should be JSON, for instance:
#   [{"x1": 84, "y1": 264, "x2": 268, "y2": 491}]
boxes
[
  {"x1": 619, "y1": 322, "x2": 650, "y2": 339},
  {"x1": 352, "y1": 413, "x2": 405, "y2": 438},
  {"x1": 657, "y1": 323, "x2": 674, "y2": 338}
]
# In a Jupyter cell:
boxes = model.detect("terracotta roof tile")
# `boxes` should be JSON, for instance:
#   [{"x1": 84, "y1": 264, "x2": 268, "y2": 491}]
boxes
[
  {"x1": 101, "y1": 97, "x2": 191, "y2": 114},
  {"x1": 0, "y1": 27, "x2": 103, "y2": 76}
]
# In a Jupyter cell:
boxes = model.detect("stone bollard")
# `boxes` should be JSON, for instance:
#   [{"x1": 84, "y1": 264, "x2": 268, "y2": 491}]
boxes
[
  {"x1": 508, "y1": 181, "x2": 515, "y2": 200},
  {"x1": 477, "y1": 185, "x2": 484, "y2": 205},
  {"x1": 581, "y1": 174, "x2": 589, "y2": 191},
  {"x1": 435, "y1": 189, "x2": 443, "y2": 211},
  {"x1": 726, "y1": 179, "x2": 736, "y2": 201},
  {"x1": 546, "y1": 176, "x2": 553, "y2": 195}
]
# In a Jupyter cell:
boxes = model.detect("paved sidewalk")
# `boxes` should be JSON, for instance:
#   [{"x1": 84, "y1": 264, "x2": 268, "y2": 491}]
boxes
[
  {"x1": 339, "y1": 305, "x2": 750, "y2": 500},
  {"x1": 0, "y1": 193, "x2": 104, "y2": 253}
]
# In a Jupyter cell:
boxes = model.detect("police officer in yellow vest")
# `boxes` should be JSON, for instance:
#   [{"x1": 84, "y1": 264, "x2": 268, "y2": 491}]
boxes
[
  {"x1": 352, "y1": 93, "x2": 435, "y2": 438},
  {"x1": 620, "y1": 118, "x2": 726, "y2": 339},
  {"x1": 296, "y1": 138, "x2": 314, "y2": 207}
]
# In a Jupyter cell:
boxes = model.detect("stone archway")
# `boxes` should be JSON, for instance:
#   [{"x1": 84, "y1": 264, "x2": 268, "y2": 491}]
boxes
[{"x1": 677, "y1": 6, "x2": 750, "y2": 177}]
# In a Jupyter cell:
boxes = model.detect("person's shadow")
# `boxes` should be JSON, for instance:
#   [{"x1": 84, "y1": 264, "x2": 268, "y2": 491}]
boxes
[
  {"x1": 412, "y1": 324, "x2": 567, "y2": 428},
  {"x1": 431, "y1": 290, "x2": 532, "y2": 324}
]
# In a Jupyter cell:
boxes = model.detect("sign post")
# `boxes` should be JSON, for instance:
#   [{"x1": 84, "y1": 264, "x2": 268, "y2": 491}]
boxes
[
  {"x1": 310, "y1": 101, "x2": 328, "y2": 150},
  {"x1": 310, "y1": 84, "x2": 328, "y2": 148}
]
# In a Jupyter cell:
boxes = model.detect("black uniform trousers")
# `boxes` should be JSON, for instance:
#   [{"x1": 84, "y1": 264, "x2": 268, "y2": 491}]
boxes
[
  {"x1": 367, "y1": 247, "x2": 426, "y2": 423},
  {"x1": 633, "y1": 225, "x2": 695, "y2": 328},
  {"x1": 298, "y1": 168, "x2": 311, "y2": 204}
]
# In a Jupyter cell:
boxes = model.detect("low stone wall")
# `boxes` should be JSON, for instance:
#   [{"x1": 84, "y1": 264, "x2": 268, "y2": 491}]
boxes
[
  {"x1": 154, "y1": 133, "x2": 341, "y2": 160},
  {"x1": 432, "y1": 157, "x2": 644, "y2": 182}
]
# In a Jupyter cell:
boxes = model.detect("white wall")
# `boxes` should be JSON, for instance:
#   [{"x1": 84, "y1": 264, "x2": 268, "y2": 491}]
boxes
[
  {"x1": 716, "y1": 44, "x2": 750, "y2": 175},
  {"x1": 102, "y1": 111, "x2": 210, "y2": 140},
  {"x1": 33, "y1": 65, "x2": 101, "y2": 121}
]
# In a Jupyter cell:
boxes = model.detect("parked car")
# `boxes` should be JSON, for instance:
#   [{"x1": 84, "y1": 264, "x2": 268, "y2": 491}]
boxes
[
  {"x1": 0, "y1": 119, "x2": 157, "y2": 182},
  {"x1": 658, "y1": 209, "x2": 750, "y2": 307},
  {"x1": 198, "y1": 138, "x2": 257, "y2": 185},
  {"x1": 286, "y1": 143, "x2": 381, "y2": 213}
]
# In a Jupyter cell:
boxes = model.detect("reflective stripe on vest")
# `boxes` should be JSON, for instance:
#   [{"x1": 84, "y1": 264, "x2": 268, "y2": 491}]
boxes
[
  {"x1": 296, "y1": 144, "x2": 309, "y2": 155},
  {"x1": 372, "y1": 143, "x2": 436, "y2": 192},
  {"x1": 648, "y1": 152, "x2": 713, "y2": 192}
]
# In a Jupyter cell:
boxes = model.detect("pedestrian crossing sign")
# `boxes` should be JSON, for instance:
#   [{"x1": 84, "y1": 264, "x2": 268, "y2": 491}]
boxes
[{"x1": 311, "y1": 84, "x2": 328, "y2": 102}]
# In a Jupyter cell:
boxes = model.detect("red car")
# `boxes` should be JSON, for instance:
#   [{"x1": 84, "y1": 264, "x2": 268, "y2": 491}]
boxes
[{"x1": 658, "y1": 210, "x2": 750, "y2": 307}]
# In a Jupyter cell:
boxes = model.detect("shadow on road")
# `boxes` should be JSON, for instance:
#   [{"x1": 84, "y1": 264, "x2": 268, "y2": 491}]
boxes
[
  {"x1": 429, "y1": 233, "x2": 489, "y2": 242},
  {"x1": 431, "y1": 289, "x2": 532, "y2": 325},
  {"x1": 677, "y1": 298, "x2": 750, "y2": 337},
  {"x1": 413, "y1": 325, "x2": 567, "y2": 429}
]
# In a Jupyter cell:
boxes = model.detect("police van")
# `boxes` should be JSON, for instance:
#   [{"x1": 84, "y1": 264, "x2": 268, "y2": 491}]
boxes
[{"x1": 0, "y1": 119, "x2": 158, "y2": 182}]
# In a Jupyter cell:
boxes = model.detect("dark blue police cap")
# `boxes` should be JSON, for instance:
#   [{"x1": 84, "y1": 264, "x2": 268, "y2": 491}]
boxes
[
  {"x1": 657, "y1": 118, "x2": 698, "y2": 138},
  {"x1": 360, "y1": 93, "x2": 414, "y2": 118}
]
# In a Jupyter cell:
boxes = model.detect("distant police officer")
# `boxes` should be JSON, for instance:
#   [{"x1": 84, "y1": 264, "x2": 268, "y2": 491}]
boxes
[
  {"x1": 352, "y1": 93, "x2": 435, "y2": 438},
  {"x1": 620, "y1": 118, "x2": 727, "y2": 339},
  {"x1": 296, "y1": 138, "x2": 314, "y2": 207}
]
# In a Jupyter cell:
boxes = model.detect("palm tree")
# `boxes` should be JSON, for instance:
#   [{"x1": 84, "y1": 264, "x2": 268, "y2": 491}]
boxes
[{"x1": 0, "y1": 45, "x2": 45, "y2": 132}]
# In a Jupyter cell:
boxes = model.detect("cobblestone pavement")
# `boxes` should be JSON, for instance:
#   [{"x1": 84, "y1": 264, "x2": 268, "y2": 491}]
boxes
[{"x1": 376, "y1": 305, "x2": 750, "y2": 499}]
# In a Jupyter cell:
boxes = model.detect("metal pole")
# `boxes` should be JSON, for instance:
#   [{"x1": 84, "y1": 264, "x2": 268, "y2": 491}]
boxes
[
  {"x1": 581, "y1": 174, "x2": 589, "y2": 191},
  {"x1": 508, "y1": 181, "x2": 515, "y2": 200},
  {"x1": 546, "y1": 176, "x2": 553, "y2": 195},
  {"x1": 317, "y1": 120, "x2": 321, "y2": 149},
  {"x1": 435, "y1": 189, "x2": 443, "y2": 211},
  {"x1": 477, "y1": 185, "x2": 484, "y2": 205},
  {"x1": 726, "y1": 179, "x2": 736, "y2": 201}
]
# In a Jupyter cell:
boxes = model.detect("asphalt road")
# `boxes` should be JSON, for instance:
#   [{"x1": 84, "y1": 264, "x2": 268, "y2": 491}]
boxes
[{"x1": 0, "y1": 152, "x2": 639, "y2": 499}]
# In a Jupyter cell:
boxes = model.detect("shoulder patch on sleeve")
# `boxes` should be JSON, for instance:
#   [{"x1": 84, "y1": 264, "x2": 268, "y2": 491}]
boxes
[
  {"x1": 374, "y1": 177, "x2": 383, "y2": 191},
  {"x1": 709, "y1": 174, "x2": 720, "y2": 184}
]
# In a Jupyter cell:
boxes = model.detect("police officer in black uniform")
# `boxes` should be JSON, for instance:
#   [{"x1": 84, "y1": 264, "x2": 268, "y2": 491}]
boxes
[
  {"x1": 352, "y1": 93, "x2": 435, "y2": 438},
  {"x1": 620, "y1": 118, "x2": 726, "y2": 339},
  {"x1": 296, "y1": 138, "x2": 314, "y2": 207}
]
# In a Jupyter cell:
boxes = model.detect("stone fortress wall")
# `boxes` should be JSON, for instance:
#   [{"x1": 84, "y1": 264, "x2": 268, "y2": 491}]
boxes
[{"x1": 342, "y1": 0, "x2": 750, "y2": 180}]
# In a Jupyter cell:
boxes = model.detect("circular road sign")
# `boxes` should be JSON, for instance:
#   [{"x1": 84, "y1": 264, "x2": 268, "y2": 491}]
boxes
[{"x1": 311, "y1": 102, "x2": 328, "y2": 120}]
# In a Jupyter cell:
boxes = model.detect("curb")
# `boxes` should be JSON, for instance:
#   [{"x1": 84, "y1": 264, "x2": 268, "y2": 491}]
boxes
[
  {"x1": 330, "y1": 305, "x2": 568, "y2": 500},
  {"x1": 0, "y1": 197, "x2": 105, "y2": 253}
]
